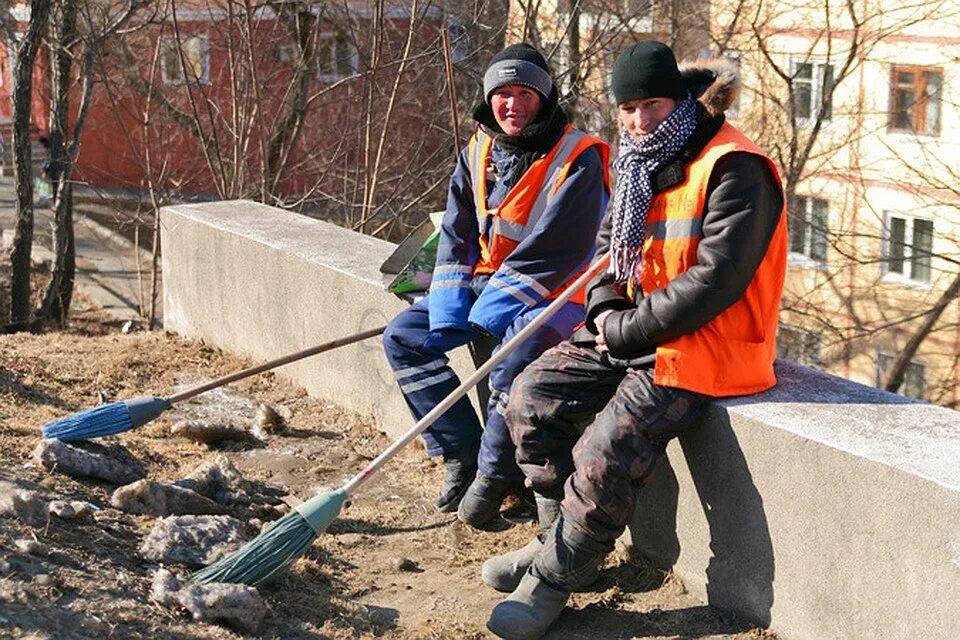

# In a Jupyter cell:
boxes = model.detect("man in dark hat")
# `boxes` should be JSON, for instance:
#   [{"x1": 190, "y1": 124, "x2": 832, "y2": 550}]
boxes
[
  {"x1": 484, "y1": 40, "x2": 787, "y2": 640},
  {"x1": 382, "y1": 44, "x2": 609, "y2": 529}
]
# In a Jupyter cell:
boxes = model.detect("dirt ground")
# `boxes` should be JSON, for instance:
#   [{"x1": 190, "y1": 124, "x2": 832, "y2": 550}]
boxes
[{"x1": 0, "y1": 267, "x2": 776, "y2": 640}]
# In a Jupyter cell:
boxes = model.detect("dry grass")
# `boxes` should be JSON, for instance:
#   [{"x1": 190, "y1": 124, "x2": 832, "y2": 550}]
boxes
[{"x1": 0, "y1": 269, "x2": 775, "y2": 639}]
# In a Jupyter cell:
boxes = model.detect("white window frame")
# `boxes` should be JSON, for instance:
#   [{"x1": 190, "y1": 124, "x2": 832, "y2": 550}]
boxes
[
  {"x1": 875, "y1": 351, "x2": 926, "y2": 400},
  {"x1": 159, "y1": 35, "x2": 210, "y2": 86},
  {"x1": 881, "y1": 211, "x2": 934, "y2": 286},
  {"x1": 788, "y1": 195, "x2": 828, "y2": 268},
  {"x1": 789, "y1": 58, "x2": 834, "y2": 126},
  {"x1": 316, "y1": 31, "x2": 358, "y2": 84}
]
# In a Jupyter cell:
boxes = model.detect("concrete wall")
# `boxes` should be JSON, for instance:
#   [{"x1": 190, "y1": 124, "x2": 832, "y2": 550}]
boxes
[
  {"x1": 161, "y1": 200, "x2": 960, "y2": 640},
  {"x1": 160, "y1": 200, "x2": 481, "y2": 437},
  {"x1": 629, "y1": 362, "x2": 960, "y2": 639}
]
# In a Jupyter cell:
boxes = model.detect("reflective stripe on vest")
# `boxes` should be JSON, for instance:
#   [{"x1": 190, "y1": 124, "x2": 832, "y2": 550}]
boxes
[
  {"x1": 471, "y1": 126, "x2": 594, "y2": 246},
  {"x1": 638, "y1": 122, "x2": 788, "y2": 397},
  {"x1": 645, "y1": 217, "x2": 703, "y2": 242},
  {"x1": 464, "y1": 125, "x2": 609, "y2": 305},
  {"x1": 465, "y1": 126, "x2": 610, "y2": 305}
]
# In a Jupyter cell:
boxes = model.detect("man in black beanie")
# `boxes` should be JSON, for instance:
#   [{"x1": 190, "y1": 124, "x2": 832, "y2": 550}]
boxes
[
  {"x1": 484, "y1": 40, "x2": 787, "y2": 640},
  {"x1": 382, "y1": 43, "x2": 610, "y2": 530}
]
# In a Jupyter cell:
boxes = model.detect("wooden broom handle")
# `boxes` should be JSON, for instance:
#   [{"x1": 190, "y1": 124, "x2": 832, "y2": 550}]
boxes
[
  {"x1": 343, "y1": 255, "x2": 612, "y2": 496},
  {"x1": 167, "y1": 326, "x2": 387, "y2": 404}
]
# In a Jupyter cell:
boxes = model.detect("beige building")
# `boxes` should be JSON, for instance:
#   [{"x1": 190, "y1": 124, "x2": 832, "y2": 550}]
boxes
[
  {"x1": 711, "y1": 0, "x2": 960, "y2": 406},
  {"x1": 506, "y1": 0, "x2": 959, "y2": 407}
]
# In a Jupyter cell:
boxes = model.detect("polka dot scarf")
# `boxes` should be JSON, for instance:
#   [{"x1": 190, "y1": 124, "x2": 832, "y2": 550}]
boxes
[{"x1": 609, "y1": 95, "x2": 699, "y2": 284}]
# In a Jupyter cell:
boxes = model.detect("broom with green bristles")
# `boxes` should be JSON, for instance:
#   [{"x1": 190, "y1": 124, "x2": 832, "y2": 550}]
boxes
[
  {"x1": 41, "y1": 326, "x2": 387, "y2": 442},
  {"x1": 191, "y1": 254, "x2": 612, "y2": 586}
]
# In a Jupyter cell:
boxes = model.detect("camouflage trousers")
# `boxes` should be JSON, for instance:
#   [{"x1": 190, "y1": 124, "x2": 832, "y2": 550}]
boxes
[{"x1": 506, "y1": 340, "x2": 709, "y2": 543}]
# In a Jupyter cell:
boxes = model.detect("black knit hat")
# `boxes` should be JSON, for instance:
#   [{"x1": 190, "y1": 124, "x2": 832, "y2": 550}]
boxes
[
  {"x1": 611, "y1": 40, "x2": 686, "y2": 104},
  {"x1": 483, "y1": 43, "x2": 554, "y2": 103}
]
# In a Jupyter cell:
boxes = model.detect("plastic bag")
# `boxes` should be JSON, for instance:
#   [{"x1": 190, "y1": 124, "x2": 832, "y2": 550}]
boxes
[
  {"x1": 33, "y1": 176, "x2": 52, "y2": 206},
  {"x1": 384, "y1": 211, "x2": 444, "y2": 294}
]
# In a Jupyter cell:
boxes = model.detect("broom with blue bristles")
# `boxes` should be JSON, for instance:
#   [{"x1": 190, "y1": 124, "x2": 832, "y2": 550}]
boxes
[
  {"x1": 191, "y1": 254, "x2": 612, "y2": 586},
  {"x1": 41, "y1": 326, "x2": 387, "y2": 442}
]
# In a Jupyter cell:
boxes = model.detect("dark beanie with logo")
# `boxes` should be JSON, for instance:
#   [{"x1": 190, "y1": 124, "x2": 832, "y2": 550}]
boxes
[
  {"x1": 483, "y1": 43, "x2": 554, "y2": 103},
  {"x1": 611, "y1": 40, "x2": 687, "y2": 104}
]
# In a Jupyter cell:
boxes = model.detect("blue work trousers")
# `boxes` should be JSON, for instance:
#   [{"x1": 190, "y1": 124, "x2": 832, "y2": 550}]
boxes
[{"x1": 383, "y1": 296, "x2": 584, "y2": 483}]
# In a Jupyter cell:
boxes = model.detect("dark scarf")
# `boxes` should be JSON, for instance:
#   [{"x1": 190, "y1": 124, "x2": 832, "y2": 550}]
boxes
[
  {"x1": 609, "y1": 95, "x2": 699, "y2": 284},
  {"x1": 471, "y1": 89, "x2": 569, "y2": 181}
]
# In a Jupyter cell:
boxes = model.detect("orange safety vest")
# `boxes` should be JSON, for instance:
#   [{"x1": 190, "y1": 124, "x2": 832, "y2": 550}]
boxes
[
  {"x1": 638, "y1": 122, "x2": 787, "y2": 397},
  {"x1": 467, "y1": 125, "x2": 610, "y2": 305}
]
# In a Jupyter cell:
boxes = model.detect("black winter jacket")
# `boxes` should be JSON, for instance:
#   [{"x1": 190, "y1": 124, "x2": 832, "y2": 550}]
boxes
[{"x1": 573, "y1": 61, "x2": 784, "y2": 361}]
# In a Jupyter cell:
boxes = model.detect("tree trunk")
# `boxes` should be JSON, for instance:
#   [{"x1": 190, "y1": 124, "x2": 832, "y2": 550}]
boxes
[
  {"x1": 37, "y1": 0, "x2": 78, "y2": 325},
  {"x1": 37, "y1": 183, "x2": 74, "y2": 323},
  {"x1": 148, "y1": 207, "x2": 161, "y2": 329},
  {"x1": 884, "y1": 272, "x2": 960, "y2": 395},
  {"x1": 7, "y1": 0, "x2": 53, "y2": 330},
  {"x1": 563, "y1": 0, "x2": 581, "y2": 125},
  {"x1": 266, "y1": 6, "x2": 320, "y2": 194}
]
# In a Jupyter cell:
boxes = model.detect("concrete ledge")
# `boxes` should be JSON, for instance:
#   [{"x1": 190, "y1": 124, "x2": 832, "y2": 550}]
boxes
[
  {"x1": 161, "y1": 200, "x2": 960, "y2": 639},
  {"x1": 630, "y1": 361, "x2": 960, "y2": 639},
  {"x1": 160, "y1": 200, "x2": 480, "y2": 437}
]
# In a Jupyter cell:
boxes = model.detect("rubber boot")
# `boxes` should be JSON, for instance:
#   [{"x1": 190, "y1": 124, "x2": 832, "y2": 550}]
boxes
[
  {"x1": 532, "y1": 517, "x2": 612, "y2": 593},
  {"x1": 486, "y1": 570, "x2": 570, "y2": 640},
  {"x1": 480, "y1": 492, "x2": 561, "y2": 592},
  {"x1": 435, "y1": 447, "x2": 478, "y2": 513},
  {"x1": 534, "y1": 492, "x2": 561, "y2": 532},
  {"x1": 457, "y1": 473, "x2": 518, "y2": 527},
  {"x1": 482, "y1": 536, "x2": 543, "y2": 593},
  {"x1": 486, "y1": 517, "x2": 612, "y2": 640}
]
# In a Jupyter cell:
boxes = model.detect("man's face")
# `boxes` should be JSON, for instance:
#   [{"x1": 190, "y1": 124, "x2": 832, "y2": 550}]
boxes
[
  {"x1": 618, "y1": 97, "x2": 677, "y2": 139},
  {"x1": 491, "y1": 85, "x2": 543, "y2": 136}
]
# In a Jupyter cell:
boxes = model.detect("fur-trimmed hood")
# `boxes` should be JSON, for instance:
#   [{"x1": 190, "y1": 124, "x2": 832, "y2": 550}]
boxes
[{"x1": 680, "y1": 57, "x2": 740, "y2": 118}]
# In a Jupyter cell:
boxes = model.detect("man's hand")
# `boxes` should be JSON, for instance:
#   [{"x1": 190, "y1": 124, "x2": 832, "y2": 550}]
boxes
[{"x1": 593, "y1": 310, "x2": 613, "y2": 353}]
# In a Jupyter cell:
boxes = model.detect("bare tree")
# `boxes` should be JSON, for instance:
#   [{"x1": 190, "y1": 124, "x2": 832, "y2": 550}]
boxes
[
  {"x1": 36, "y1": 0, "x2": 153, "y2": 324},
  {"x1": 861, "y1": 132, "x2": 960, "y2": 403},
  {"x1": 92, "y1": 0, "x2": 509, "y2": 243},
  {"x1": 4, "y1": 0, "x2": 52, "y2": 330},
  {"x1": 0, "y1": 0, "x2": 152, "y2": 328},
  {"x1": 713, "y1": 0, "x2": 960, "y2": 405},
  {"x1": 504, "y1": 0, "x2": 710, "y2": 133}
]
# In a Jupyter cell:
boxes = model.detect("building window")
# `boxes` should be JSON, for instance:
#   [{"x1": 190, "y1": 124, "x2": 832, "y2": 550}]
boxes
[
  {"x1": 623, "y1": 0, "x2": 653, "y2": 18},
  {"x1": 788, "y1": 196, "x2": 828, "y2": 265},
  {"x1": 889, "y1": 65, "x2": 942, "y2": 135},
  {"x1": 882, "y1": 212, "x2": 933, "y2": 284},
  {"x1": 875, "y1": 352, "x2": 926, "y2": 400},
  {"x1": 790, "y1": 59, "x2": 833, "y2": 123},
  {"x1": 317, "y1": 31, "x2": 358, "y2": 83},
  {"x1": 778, "y1": 324, "x2": 823, "y2": 368},
  {"x1": 446, "y1": 20, "x2": 470, "y2": 63},
  {"x1": 160, "y1": 35, "x2": 209, "y2": 85},
  {"x1": 541, "y1": 39, "x2": 566, "y2": 73},
  {"x1": 276, "y1": 44, "x2": 296, "y2": 63}
]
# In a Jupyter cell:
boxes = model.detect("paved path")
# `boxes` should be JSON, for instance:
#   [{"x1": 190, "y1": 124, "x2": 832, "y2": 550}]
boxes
[{"x1": 0, "y1": 176, "x2": 160, "y2": 324}]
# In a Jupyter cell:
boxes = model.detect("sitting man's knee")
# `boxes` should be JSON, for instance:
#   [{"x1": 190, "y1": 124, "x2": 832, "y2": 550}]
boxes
[{"x1": 505, "y1": 368, "x2": 538, "y2": 418}]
